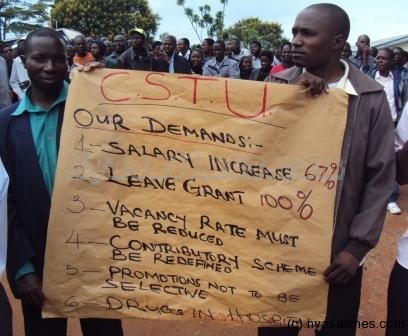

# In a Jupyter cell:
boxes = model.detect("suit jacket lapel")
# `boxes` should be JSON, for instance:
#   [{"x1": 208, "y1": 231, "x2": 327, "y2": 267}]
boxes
[{"x1": 12, "y1": 113, "x2": 50, "y2": 202}]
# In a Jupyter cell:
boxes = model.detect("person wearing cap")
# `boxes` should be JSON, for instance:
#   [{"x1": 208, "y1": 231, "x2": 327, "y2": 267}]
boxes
[
  {"x1": 117, "y1": 27, "x2": 157, "y2": 71},
  {"x1": 90, "y1": 39, "x2": 107, "y2": 64}
]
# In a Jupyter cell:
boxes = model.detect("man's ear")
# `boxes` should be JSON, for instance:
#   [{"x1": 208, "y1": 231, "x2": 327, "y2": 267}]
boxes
[{"x1": 333, "y1": 34, "x2": 346, "y2": 52}]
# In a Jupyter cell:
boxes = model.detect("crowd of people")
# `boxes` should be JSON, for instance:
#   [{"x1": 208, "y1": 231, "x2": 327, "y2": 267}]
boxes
[{"x1": 0, "y1": 2, "x2": 408, "y2": 336}]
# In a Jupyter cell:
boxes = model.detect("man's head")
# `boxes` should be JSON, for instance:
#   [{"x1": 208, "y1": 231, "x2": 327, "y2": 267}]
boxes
[
  {"x1": 376, "y1": 48, "x2": 394, "y2": 76},
  {"x1": 128, "y1": 27, "x2": 146, "y2": 49},
  {"x1": 16, "y1": 39, "x2": 25, "y2": 57},
  {"x1": 231, "y1": 38, "x2": 241, "y2": 53},
  {"x1": 91, "y1": 40, "x2": 106, "y2": 61},
  {"x1": 113, "y1": 34, "x2": 127, "y2": 54},
  {"x1": 356, "y1": 34, "x2": 370, "y2": 54},
  {"x1": 202, "y1": 38, "x2": 214, "y2": 54},
  {"x1": 177, "y1": 38, "x2": 190, "y2": 54},
  {"x1": 163, "y1": 35, "x2": 177, "y2": 56},
  {"x1": 23, "y1": 27, "x2": 67, "y2": 94},
  {"x1": 393, "y1": 47, "x2": 407, "y2": 67},
  {"x1": 280, "y1": 42, "x2": 293, "y2": 66},
  {"x1": 152, "y1": 41, "x2": 162, "y2": 58},
  {"x1": 66, "y1": 44, "x2": 75, "y2": 63},
  {"x1": 1, "y1": 44, "x2": 13, "y2": 60},
  {"x1": 85, "y1": 36, "x2": 93, "y2": 52},
  {"x1": 250, "y1": 41, "x2": 261, "y2": 57},
  {"x1": 74, "y1": 35, "x2": 87, "y2": 57},
  {"x1": 291, "y1": 3, "x2": 349, "y2": 72},
  {"x1": 213, "y1": 40, "x2": 225, "y2": 61},
  {"x1": 369, "y1": 46, "x2": 378, "y2": 58},
  {"x1": 259, "y1": 50, "x2": 274, "y2": 72},
  {"x1": 342, "y1": 42, "x2": 352, "y2": 59},
  {"x1": 104, "y1": 40, "x2": 113, "y2": 56}
]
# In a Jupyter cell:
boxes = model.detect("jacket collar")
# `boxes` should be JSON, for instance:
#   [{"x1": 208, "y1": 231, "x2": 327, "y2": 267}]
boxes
[{"x1": 271, "y1": 60, "x2": 384, "y2": 95}]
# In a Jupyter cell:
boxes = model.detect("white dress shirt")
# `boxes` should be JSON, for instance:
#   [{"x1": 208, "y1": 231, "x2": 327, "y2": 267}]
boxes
[
  {"x1": 375, "y1": 71, "x2": 397, "y2": 121},
  {"x1": 9, "y1": 56, "x2": 29, "y2": 100}
]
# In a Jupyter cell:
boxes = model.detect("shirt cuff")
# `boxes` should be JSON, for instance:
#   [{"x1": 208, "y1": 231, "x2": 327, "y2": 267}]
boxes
[{"x1": 15, "y1": 262, "x2": 35, "y2": 280}]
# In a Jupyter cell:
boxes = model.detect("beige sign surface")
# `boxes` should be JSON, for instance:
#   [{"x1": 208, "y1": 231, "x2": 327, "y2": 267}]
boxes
[{"x1": 42, "y1": 69, "x2": 348, "y2": 325}]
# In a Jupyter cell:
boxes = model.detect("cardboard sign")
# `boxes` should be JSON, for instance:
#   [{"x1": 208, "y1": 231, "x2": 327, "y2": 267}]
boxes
[{"x1": 42, "y1": 69, "x2": 347, "y2": 325}]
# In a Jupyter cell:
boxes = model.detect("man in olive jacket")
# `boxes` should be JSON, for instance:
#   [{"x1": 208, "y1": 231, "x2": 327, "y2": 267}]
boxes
[{"x1": 261, "y1": 3, "x2": 395, "y2": 336}]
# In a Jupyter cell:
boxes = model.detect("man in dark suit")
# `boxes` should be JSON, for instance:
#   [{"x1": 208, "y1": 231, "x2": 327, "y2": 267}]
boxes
[
  {"x1": 0, "y1": 27, "x2": 123, "y2": 336},
  {"x1": 161, "y1": 34, "x2": 191, "y2": 74}
]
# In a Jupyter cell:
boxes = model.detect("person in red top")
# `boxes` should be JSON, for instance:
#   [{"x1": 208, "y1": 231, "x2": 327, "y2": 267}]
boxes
[
  {"x1": 271, "y1": 42, "x2": 294, "y2": 74},
  {"x1": 73, "y1": 34, "x2": 94, "y2": 66}
]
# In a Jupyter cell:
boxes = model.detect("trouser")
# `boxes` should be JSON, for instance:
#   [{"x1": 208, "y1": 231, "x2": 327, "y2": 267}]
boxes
[
  {"x1": 258, "y1": 266, "x2": 363, "y2": 336},
  {"x1": 386, "y1": 261, "x2": 408, "y2": 336},
  {"x1": 0, "y1": 282, "x2": 12, "y2": 336},
  {"x1": 21, "y1": 302, "x2": 123, "y2": 336},
  {"x1": 388, "y1": 181, "x2": 400, "y2": 203}
]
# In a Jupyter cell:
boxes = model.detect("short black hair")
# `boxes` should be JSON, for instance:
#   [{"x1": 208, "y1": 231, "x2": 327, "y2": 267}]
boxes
[
  {"x1": 25, "y1": 27, "x2": 65, "y2": 54},
  {"x1": 378, "y1": 47, "x2": 394, "y2": 59},
  {"x1": 152, "y1": 40, "x2": 162, "y2": 49},
  {"x1": 358, "y1": 34, "x2": 370, "y2": 44},
  {"x1": 280, "y1": 42, "x2": 292, "y2": 51},
  {"x1": 214, "y1": 40, "x2": 225, "y2": 49},
  {"x1": 180, "y1": 37, "x2": 190, "y2": 48},
  {"x1": 250, "y1": 40, "x2": 261, "y2": 47},
  {"x1": 306, "y1": 3, "x2": 350, "y2": 40},
  {"x1": 259, "y1": 50, "x2": 274, "y2": 61},
  {"x1": 203, "y1": 38, "x2": 214, "y2": 46}
]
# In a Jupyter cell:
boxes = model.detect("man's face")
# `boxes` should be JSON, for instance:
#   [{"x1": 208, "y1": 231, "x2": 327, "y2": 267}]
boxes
[
  {"x1": 177, "y1": 39, "x2": 186, "y2": 53},
  {"x1": 131, "y1": 33, "x2": 145, "y2": 49},
  {"x1": 250, "y1": 43, "x2": 260, "y2": 56},
  {"x1": 24, "y1": 36, "x2": 67, "y2": 93},
  {"x1": 393, "y1": 48, "x2": 406, "y2": 67},
  {"x1": 231, "y1": 39, "x2": 240, "y2": 52},
  {"x1": 85, "y1": 37, "x2": 93, "y2": 51},
  {"x1": 356, "y1": 35, "x2": 370, "y2": 53},
  {"x1": 163, "y1": 37, "x2": 175, "y2": 56},
  {"x1": 66, "y1": 45, "x2": 75, "y2": 61},
  {"x1": 2, "y1": 46, "x2": 13, "y2": 60},
  {"x1": 114, "y1": 36, "x2": 127, "y2": 53},
  {"x1": 260, "y1": 55, "x2": 272, "y2": 71},
  {"x1": 291, "y1": 8, "x2": 335, "y2": 71},
  {"x1": 74, "y1": 36, "x2": 87, "y2": 56},
  {"x1": 190, "y1": 50, "x2": 203, "y2": 67},
  {"x1": 201, "y1": 40, "x2": 211, "y2": 53},
  {"x1": 376, "y1": 49, "x2": 393, "y2": 73},
  {"x1": 342, "y1": 44, "x2": 351, "y2": 58},
  {"x1": 213, "y1": 43, "x2": 224, "y2": 60},
  {"x1": 281, "y1": 44, "x2": 292, "y2": 64}
]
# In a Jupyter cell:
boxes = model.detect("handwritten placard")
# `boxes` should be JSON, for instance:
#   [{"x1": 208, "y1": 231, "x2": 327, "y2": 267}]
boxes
[{"x1": 42, "y1": 69, "x2": 348, "y2": 325}]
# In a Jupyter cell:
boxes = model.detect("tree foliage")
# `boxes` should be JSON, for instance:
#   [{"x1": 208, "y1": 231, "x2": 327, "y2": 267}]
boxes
[
  {"x1": 222, "y1": 17, "x2": 288, "y2": 49},
  {"x1": 176, "y1": 0, "x2": 228, "y2": 42},
  {"x1": 0, "y1": 0, "x2": 50, "y2": 40},
  {"x1": 51, "y1": 0, "x2": 160, "y2": 39}
]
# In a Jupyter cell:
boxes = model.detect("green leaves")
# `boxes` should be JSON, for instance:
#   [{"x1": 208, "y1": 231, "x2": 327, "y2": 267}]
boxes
[
  {"x1": 223, "y1": 17, "x2": 287, "y2": 49},
  {"x1": 176, "y1": 0, "x2": 228, "y2": 42},
  {"x1": 0, "y1": 0, "x2": 50, "y2": 39},
  {"x1": 51, "y1": 0, "x2": 160, "y2": 39}
]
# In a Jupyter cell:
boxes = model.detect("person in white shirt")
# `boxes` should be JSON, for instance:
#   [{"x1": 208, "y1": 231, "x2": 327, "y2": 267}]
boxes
[
  {"x1": 370, "y1": 48, "x2": 405, "y2": 215},
  {"x1": 0, "y1": 157, "x2": 11, "y2": 336},
  {"x1": 230, "y1": 37, "x2": 250, "y2": 62},
  {"x1": 9, "y1": 40, "x2": 29, "y2": 100},
  {"x1": 177, "y1": 37, "x2": 191, "y2": 60}
]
